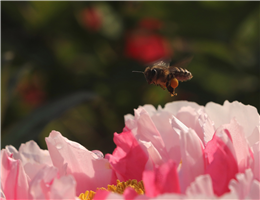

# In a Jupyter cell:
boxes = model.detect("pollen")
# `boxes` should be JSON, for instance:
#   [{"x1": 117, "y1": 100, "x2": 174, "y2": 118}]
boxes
[
  {"x1": 170, "y1": 78, "x2": 179, "y2": 89},
  {"x1": 78, "y1": 179, "x2": 145, "y2": 200}
]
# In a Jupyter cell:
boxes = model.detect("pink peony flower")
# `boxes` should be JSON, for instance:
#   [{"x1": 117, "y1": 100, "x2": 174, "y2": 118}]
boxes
[
  {"x1": 1, "y1": 131, "x2": 116, "y2": 199},
  {"x1": 105, "y1": 100, "x2": 259, "y2": 199},
  {"x1": 1, "y1": 100, "x2": 259, "y2": 200}
]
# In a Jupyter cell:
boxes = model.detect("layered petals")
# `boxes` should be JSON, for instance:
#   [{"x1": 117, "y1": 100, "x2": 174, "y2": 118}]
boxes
[
  {"x1": 105, "y1": 130, "x2": 148, "y2": 181},
  {"x1": 1, "y1": 100, "x2": 259, "y2": 199},
  {"x1": 252, "y1": 142, "x2": 260, "y2": 180},
  {"x1": 0, "y1": 150, "x2": 29, "y2": 200},
  {"x1": 5, "y1": 140, "x2": 52, "y2": 180},
  {"x1": 143, "y1": 159, "x2": 180, "y2": 197},
  {"x1": 205, "y1": 127, "x2": 239, "y2": 196},
  {"x1": 221, "y1": 118, "x2": 254, "y2": 173},
  {"x1": 228, "y1": 168, "x2": 259, "y2": 199},
  {"x1": 45, "y1": 130, "x2": 115, "y2": 195},
  {"x1": 186, "y1": 174, "x2": 215, "y2": 198},
  {"x1": 172, "y1": 117, "x2": 205, "y2": 193},
  {"x1": 28, "y1": 165, "x2": 77, "y2": 199},
  {"x1": 205, "y1": 100, "x2": 259, "y2": 140}
]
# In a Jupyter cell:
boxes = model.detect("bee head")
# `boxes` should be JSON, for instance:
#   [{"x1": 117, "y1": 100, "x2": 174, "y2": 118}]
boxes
[
  {"x1": 132, "y1": 67, "x2": 158, "y2": 85},
  {"x1": 144, "y1": 67, "x2": 157, "y2": 84}
]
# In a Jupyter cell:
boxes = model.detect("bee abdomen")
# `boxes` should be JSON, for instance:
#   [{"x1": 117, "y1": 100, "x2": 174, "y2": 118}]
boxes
[{"x1": 172, "y1": 67, "x2": 193, "y2": 81}]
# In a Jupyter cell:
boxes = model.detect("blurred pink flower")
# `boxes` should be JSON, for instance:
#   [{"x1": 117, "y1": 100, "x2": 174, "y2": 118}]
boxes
[{"x1": 1, "y1": 101, "x2": 259, "y2": 200}]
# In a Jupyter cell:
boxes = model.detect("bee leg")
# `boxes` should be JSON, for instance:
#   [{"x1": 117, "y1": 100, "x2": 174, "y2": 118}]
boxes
[
  {"x1": 158, "y1": 84, "x2": 165, "y2": 90},
  {"x1": 166, "y1": 82, "x2": 177, "y2": 97}
]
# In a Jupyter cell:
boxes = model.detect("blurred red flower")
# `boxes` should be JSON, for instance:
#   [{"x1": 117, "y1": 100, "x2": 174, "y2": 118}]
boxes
[
  {"x1": 81, "y1": 7, "x2": 102, "y2": 32},
  {"x1": 124, "y1": 17, "x2": 172, "y2": 64},
  {"x1": 138, "y1": 18, "x2": 163, "y2": 31},
  {"x1": 17, "y1": 75, "x2": 46, "y2": 108},
  {"x1": 20, "y1": 85, "x2": 46, "y2": 107},
  {"x1": 124, "y1": 32, "x2": 172, "y2": 64}
]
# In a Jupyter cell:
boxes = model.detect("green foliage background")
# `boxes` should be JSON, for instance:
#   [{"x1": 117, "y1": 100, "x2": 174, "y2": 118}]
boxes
[{"x1": 1, "y1": 1, "x2": 259, "y2": 154}]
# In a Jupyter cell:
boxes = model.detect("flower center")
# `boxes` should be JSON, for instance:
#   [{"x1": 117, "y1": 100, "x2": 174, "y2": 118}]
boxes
[{"x1": 79, "y1": 179, "x2": 145, "y2": 200}]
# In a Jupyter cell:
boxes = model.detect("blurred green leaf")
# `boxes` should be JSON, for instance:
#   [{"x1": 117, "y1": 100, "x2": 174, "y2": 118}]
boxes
[{"x1": 2, "y1": 91, "x2": 97, "y2": 148}]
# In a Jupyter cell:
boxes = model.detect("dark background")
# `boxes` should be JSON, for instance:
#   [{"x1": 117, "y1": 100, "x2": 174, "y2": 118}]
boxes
[{"x1": 1, "y1": 1, "x2": 259, "y2": 154}]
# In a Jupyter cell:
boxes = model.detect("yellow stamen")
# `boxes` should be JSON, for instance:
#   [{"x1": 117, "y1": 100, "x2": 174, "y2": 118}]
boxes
[
  {"x1": 79, "y1": 190, "x2": 96, "y2": 200},
  {"x1": 79, "y1": 179, "x2": 145, "y2": 200}
]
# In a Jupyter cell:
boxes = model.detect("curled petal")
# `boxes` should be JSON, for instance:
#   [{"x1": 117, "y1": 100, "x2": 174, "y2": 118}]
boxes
[
  {"x1": 171, "y1": 116, "x2": 205, "y2": 193},
  {"x1": 149, "y1": 110, "x2": 181, "y2": 164},
  {"x1": 45, "y1": 130, "x2": 114, "y2": 195},
  {"x1": 252, "y1": 142, "x2": 260, "y2": 181},
  {"x1": 133, "y1": 108, "x2": 168, "y2": 159},
  {"x1": 7, "y1": 141, "x2": 52, "y2": 180},
  {"x1": 205, "y1": 127, "x2": 239, "y2": 196},
  {"x1": 186, "y1": 174, "x2": 215, "y2": 198},
  {"x1": 164, "y1": 100, "x2": 202, "y2": 116},
  {"x1": 94, "y1": 190, "x2": 123, "y2": 200},
  {"x1": 1, "y1": 150, "x2": 29, "y2": 199},
  {"x1": 176, "y1": 106, "x2": 205, "y2": 144},
  {"x1": 29, "y1": 166, "x2": 58, "y2": 199},
  {"x1": 143, "y1": 159, "x2": 180, "y2": 197},
  {"x1": 222, "y1": 118, "x2": 254, "y2": 173},
  {"x1": 123, "y1": 187, "x2": 139, "y2": 200},
  {"x1": 106, "y1": 130, "x2": 148, "y2": 181},
  {"x1": 247, "y1": 125, "x2": 260, "y2": 147},
  {"x1": 205, "y1": 100, "x2": 259, "y2": 139},
  {"x1": 228, "y1": 168, "x2": 259, "y2": 199},
  {"x1": 50, "y1": 175, "x2": 77, "y2": 199},
  {"x1": 29, "y1": 165, "x2": 77, "y2": 199}
]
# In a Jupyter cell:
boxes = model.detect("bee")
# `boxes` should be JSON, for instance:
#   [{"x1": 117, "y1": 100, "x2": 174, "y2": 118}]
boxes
[{"x1": 133, "y1": 57, "x2": 193, "y2": 96}]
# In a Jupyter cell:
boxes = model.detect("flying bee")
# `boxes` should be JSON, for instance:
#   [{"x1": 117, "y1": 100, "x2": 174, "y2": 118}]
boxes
[{"x1": 133, "y1": 56, "x2": 193, "y2": 96}]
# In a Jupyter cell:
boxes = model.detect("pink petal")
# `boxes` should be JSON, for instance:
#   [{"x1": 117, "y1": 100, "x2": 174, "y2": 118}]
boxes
[
  {"x1": 150, "y1": 109, "x2": 181, "y2": 164},
  {"x1": 143, "y1": 159, "x2": 180, "y2": 197},
  {"x1": 247, "y1": 180, "x2": 260, "y2": 199},
  {"x1": 106, "y1": 130, "x2": 148, "y2": 181},
  {"x1": 50, "y1": 175, "x2": 77, "y2": 199},
  {"x1": 123, "y1": 187, "x2": 139, "y2": 200},
  {"x1": 228, "y1": 169, "x2": 256, "y2": 199},
  {"x1": 45, "y1": 130, "x2": 114, "y2": 195},
  {"x1": 176, "y1": 106, "x2": 205, "y2": 144},
  {"x1": 252, "y1": 142, "x2": 260, "y2": 181},
  {"x1": 29, "y1": 165, "x2": 77, "y2": 199},
  {"x1": 29, "y1": 166, "x2": 58, "y2": 199},
  {"x1": 205, "y1": 127, "x2": 239, "y2": 196},
  {"x1": 200, "y1": 112, "x2": 215, "y2": 145},
  {"x1": 132, "y1": 108, "x2": 168, "y2": 160},
  {"x1": 18, "y1": 140, "x2": 52, "y2": 166},
  {"x1": 1, "y1": 150, "x2": 29, "y2": 199},
  {"x1": 93, "y1": 190, "x2": 110, "y2": 200},
  {"x1": 143, "y1": 193, "x2": 183, "y2": 200},
  {"x1": 94, "y1": 190, "x2": 123, "y2": 200},
  {"x1": 164, "y1": 100, "x2": 202, "y2": 116},
  {"x1": 171, "y1": 117, "x2": 205, "y2": 193},
  {"x1": 186, "y1": 174, "x2": 215, "y2": 197},
  {"x1": 174, "y1": 106, "x2": 215, "y2": 146},
  {"x1": 247, "y1": 125, "x2": 260, "y2": 147},
  {"x1": 0, "y1": 189, "x2": 6, "y2": 200},
  {"x1": 7, "y1": 141, "x2": 53, "y2": 180},
  {"x1": 126, "y1": 105, "x2": 181, "y2": 165},
  {"x1": 222, "y1": 118, "x2": 254, "y2": 173},
  {"x1": 205, "y1": 100, "x2": 259, "y2": 138}
]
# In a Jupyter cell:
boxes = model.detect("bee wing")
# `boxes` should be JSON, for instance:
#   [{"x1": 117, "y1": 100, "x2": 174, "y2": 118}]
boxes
[
  {"x1": 169, "y1": 56, "x2": 193, "y2": 69},
  {"x1": 146, "y1": 58, "x2": 171, "y2": 68},
  {"x1": 152, "y1": 60, "x2": 170, "y2": 67}
]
